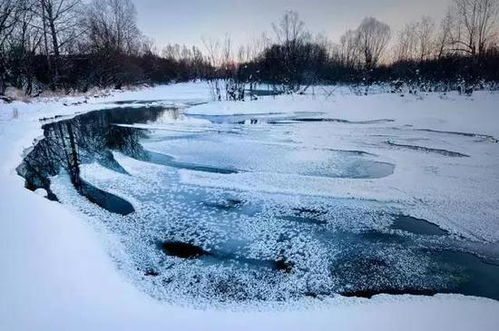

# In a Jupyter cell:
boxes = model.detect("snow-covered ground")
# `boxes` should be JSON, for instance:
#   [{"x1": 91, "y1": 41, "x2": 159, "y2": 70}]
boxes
[{"x1": 1, "y1": 82, "x2": 499, "y2": 330}]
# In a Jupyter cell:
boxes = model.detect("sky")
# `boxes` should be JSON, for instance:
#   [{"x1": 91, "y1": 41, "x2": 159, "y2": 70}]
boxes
[{"x1": 134, "y1": 0, "x2": 450, "y2": 51}]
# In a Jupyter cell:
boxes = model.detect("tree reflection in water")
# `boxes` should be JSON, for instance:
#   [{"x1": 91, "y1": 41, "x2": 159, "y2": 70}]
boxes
[{"x1": 17, "y1": 106, "x2": 170, "y2": 213}]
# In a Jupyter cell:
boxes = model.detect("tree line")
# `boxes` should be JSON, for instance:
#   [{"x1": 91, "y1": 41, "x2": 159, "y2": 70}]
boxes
[
  {"x1": 237, "y1": 0, "x2": 499, "y2": 93},
  {"x1": 1, "y1": 0, "x2": 498, "y2": 98},
  {"x1": 0, "y1": 0, "x2": 211, "y2": 97}
]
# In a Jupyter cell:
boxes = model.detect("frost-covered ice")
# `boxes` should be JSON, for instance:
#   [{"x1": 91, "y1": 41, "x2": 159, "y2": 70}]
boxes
[
  {"x1": 2, "y1": 83, "x2": 499, "y2": 330},
  {"x1": 41, "y1": 95, "x2": 499, "y2": 305},
  {"x1": 181, "y1": 92, "x2": 499, "y2": 242}
]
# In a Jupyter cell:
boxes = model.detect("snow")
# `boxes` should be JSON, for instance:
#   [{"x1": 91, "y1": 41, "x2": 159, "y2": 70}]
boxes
[
  {"x1": 180, "y1": 91, "x2": 499, "y2": 242},
  {"x1": 187, "y1": 90, "x2": 499, "y2": 137},
  {"x1": 1, "y1": 83, "x2": 499, "y2": 330}
]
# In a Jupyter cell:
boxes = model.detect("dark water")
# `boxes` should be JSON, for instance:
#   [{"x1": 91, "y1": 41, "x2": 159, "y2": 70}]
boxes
[
  {"x1": 17, "y1": 106, "x2": 170, "y2": 213},
  {"x1": 341, "y1": 249, "x2": 499, "y2": 300},
  {"x1": 292, "y1": 117, "x2": 395, "y2": 124},
  {"x1": 386, "y1": 141, "x2": 470, "y2": 157},
  {"x1": 160, "y1": 241, "x2": 293, "y2": 272},
  {"x1": 248, "y1": 89, "x2": 281, "y2": 97},
  {"x1": 415, "y1": 128, "x2": 499, "y2": 143},
  {"x1": 146, "y1": 150, "x2": 239, "y2": 174},
  {"x1": 17, "y1": 104, "x2": 499, "y2": 303},
  {"x1": 431, "y1": 250, "x2": 499, "y2": 300},
  {"x1": 81, "y1": 181, "x2": 134, "y2": 215},
  {"x1": 391, "y1": 215, "x2": 448, "y2": 236}
]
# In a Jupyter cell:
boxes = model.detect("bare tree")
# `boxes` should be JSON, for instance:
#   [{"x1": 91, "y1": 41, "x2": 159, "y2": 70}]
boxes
[
  {"x1": 201, "y1": 37, "x2": 217, "y2": 66},
  {"x1": 0, "y1": 0, "x2": 20, "y2": 94},
  {"x1": 84, "y1": 0, "x2": 141, "y2": 54},
  {"x1": 38, "y1": 0, "x2": 81, "y2": 58},
  {"x1": 356, "y1": 17, "x2": 391, "y2": 69},
  {"x1": 395, "y1": 22, "x2": 418, "y2": 61},
  {"x1": 202, "y1": 34, "x2": 247, "y2": 101},
  {"x1": 270, "y1": 11, "x2": 312, "y2": 90},
  {"x1": 202, "y1": 36, "x2": 225, "y2": 100},
  {"x1": 272, "y1": 10, "x2": 310, "y2": 45},
  {"x1": 338, "y1": 29, "x2": 361, "y2": 67},
  {"x1": 221, "y1": 34, "x2": 232, "y2": 69},
  {"x1": 2, "y1": 0, "x2": 83, "y2": 91},
  {"x1": 435, "y1": 10, "x2": 454, "y2": 58},
  {"x1": 0, "y1": 0, "x2": 48, "y2": 95},
  {"x1": 161, "y1": 43, "x2": 206, "y2": 77},
  {"x1": 0, "y1": 0, "x2": 18, "y2": 49},
  {"x1": 272, "y1": 10, "x2": 310, "y2": 59},
  {"x1": 396, "y1": 17, "x2": 435, "y2": 61},
  {"x1": 415, "y1": 17, "x2": 435, "y2": 60},
  {"x1": 236, "y1": 33, "x2": 270, "y2": 64},
  {"x1": 450, "y1": 0, "x2": 499, "y2": 55}
]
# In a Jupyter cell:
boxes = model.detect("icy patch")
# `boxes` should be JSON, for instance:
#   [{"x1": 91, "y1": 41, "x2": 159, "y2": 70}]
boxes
[
  {"x1": 291, "y1": 117, "x2": 395, "y2": 124},
  {"x1": 386, "y1": 141, "x2": 470, "y2": 157},
  {"x1": 143, "y1": 133, "x2": 395, "y2": 180},
  {"x1": 414, "y1": 128, "x2": 499, "y2": 143}
]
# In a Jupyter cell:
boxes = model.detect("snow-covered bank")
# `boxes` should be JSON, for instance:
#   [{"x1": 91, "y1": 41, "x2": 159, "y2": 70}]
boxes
[{"x1": 1, "y1": 83, "x2": 499, "y2": 330}]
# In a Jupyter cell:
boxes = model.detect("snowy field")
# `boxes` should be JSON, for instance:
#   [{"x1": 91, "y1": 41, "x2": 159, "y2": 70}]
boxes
[{"x1": 1, "y1": 82, "x2": 499, "y2": 330}]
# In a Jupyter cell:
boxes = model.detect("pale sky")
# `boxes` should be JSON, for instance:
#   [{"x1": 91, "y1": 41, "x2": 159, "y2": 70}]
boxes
[{"x1": 134, "y1": 0, "x2": 450, "y2": 51}]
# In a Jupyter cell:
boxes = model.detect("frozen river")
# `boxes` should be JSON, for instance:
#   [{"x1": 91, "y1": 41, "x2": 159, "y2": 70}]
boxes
[{"x1": 17, "y1": 98, "x2": 499, "y2": 306}]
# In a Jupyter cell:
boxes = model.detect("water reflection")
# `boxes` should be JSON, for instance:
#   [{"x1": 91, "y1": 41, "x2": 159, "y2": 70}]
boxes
[{"x1": 17, "y1": 107, "x2": 170, "y2": 213}]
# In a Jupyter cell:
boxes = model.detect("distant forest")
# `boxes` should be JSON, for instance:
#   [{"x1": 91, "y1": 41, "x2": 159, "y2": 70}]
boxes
[{"x1": 1, "y1": 0, "x2": 499, "y2": 98}]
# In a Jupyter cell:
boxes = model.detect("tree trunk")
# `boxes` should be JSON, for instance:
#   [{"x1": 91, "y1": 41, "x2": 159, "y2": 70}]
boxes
[{"x1": 46, "y1": 2, "x2": 60, "y2": 86}]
